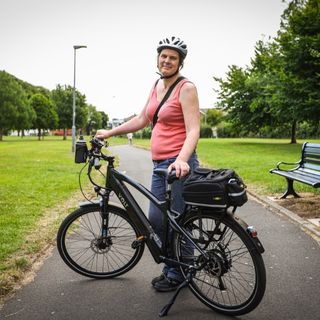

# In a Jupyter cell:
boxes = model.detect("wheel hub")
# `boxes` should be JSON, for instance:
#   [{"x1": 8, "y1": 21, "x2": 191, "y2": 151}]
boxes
[
  {"x1": 200, "y1": 249, "x2": 231, "y2": 277},
  {"x1": 91, "y1": 236, "x2": 113, "y2": 253}
]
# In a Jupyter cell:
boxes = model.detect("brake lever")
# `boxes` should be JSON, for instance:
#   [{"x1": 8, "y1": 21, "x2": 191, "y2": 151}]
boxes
[{"x1": 90, "y1": 137, "x2": 105, "y2": 149}]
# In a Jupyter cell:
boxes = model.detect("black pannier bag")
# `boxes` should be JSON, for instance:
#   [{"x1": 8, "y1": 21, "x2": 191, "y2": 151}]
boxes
[{"x1": 182, "y1": 167, "x2": 248, "y2": 208}]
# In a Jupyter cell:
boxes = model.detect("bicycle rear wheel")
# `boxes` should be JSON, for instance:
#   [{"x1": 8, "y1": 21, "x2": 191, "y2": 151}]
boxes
[
  {"x1": 57, "y1": 204, "x2": 144, "y2": 279},
  {"x1": 174, "y1": 209, "x2": 266, "y2": 316}
]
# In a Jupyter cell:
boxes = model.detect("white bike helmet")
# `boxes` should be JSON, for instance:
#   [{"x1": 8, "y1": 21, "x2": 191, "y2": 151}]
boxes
[{"x1": 157, "y1": 36, "x2": 188, "y2": 60}]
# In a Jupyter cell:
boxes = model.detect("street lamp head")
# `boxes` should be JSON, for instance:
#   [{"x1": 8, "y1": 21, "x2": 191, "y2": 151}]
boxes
[{"x1": 73, "y1": 45, "x2": 87, "y2": 49}]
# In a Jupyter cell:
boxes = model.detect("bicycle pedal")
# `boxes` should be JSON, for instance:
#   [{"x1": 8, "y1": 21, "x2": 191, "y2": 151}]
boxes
[{"x1": 131, "y1": 236, "x2": 146, "y2": 249}]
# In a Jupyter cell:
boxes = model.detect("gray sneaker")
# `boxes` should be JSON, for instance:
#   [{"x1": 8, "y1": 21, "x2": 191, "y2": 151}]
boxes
[
  {"x1": 151, "y1": 273, "x2": 165, "y2": 286},
  {"x1": 153, "y1": 277, "x2": 182, "y2": 292}
]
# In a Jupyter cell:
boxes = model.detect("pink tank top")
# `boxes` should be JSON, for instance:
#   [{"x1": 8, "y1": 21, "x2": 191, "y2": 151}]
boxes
[{"x1": 146, "y1": 79, "x2": 189, "y2": 160}]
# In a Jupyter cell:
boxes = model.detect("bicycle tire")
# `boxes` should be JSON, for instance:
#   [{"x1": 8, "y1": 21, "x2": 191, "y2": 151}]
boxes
[
  {"x1": 57, "y1": 204, "x2": 144, "y2": 279},
  {"x1": 174, "y1": 209, "x2": 266, "y2": 316}
]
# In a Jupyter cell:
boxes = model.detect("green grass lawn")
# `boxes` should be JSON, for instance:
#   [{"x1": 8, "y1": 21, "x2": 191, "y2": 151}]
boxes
[
  {"x1": 0, "y1": 136, "x2": 319, "y2": 294},
  {"x1": 0, "y1": 137, "x2": 79, "y2": 268},
  {"x1": 197, "y1": 138, "x2": 320, "y2": 195},
  {"x1": 133, "y1": 137, "x2": 320, "y2": 195}
]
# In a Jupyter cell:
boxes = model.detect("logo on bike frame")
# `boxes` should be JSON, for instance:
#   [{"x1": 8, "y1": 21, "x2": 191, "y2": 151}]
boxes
[{"x1": 118, "y1": 192, "x2": 129, "y2": 208}]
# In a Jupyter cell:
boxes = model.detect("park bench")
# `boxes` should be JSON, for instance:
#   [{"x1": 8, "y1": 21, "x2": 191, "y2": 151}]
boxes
[{"x1": 270, "y1": 142, "x2": 320, "y2": 199}]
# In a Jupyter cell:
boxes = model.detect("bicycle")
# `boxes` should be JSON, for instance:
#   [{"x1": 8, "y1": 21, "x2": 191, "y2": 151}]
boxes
[{"x1": 57, "y1": 137, "x2": 266, "y2": 317}]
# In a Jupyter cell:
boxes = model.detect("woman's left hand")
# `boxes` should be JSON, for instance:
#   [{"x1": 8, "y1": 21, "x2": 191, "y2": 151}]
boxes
[{"x1": 168, "y1": 159, "x2": 190, "y2": 178}]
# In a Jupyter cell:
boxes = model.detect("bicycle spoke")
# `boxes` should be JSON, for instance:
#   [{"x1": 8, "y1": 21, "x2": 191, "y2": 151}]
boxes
[
  {"x1": 58, "y1": 206, "x2": 144, "y2": 278},
  {"x1": 175, "y1": 212, "x2": 265, "y2": 315}
]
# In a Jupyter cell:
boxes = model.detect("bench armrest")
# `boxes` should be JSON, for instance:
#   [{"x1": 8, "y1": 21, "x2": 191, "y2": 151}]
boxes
[{"x1": 276, "y1": 160, "x2": 301, "y2": 171}]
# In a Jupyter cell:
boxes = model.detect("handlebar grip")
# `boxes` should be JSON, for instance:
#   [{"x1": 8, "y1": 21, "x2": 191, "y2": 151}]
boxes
[
  {"x1": 167, "y1": 170, "x2": 178, "y2": 184},
  {"x1": 90, "y1": 137, "x2": 105, "y2": 148},
  {"x1": 154, "y1": 168, "x2": 179, "y2": 184}
]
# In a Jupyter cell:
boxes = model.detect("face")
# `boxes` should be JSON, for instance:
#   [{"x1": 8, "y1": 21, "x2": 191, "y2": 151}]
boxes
[{"x1": 158, "y1": 48, "x2": 180, "y2": 77}]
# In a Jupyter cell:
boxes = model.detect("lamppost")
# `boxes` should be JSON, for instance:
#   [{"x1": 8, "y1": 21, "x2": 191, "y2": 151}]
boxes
[{"x1": 72, "y1": 45, "x2": 87, "y2": 152}]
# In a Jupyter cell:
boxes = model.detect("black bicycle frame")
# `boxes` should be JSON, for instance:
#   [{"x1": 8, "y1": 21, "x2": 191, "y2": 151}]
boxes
[{"x1": 102, "y1": 160, "x2": 208, "y2": 266}]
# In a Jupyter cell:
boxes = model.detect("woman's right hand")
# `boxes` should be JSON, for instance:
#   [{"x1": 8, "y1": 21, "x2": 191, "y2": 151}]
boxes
[{"x1": 95, "y1": 129, "x2": 111, "y2": 140}]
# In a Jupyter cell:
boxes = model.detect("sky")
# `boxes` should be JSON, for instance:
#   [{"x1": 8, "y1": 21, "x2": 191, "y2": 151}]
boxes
[{"x1": 0, "y1": 0, "x2": 288, "y2": 120}]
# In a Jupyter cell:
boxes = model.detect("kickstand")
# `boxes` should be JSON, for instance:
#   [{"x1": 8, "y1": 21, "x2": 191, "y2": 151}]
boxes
[{"x1": 159, "y1": 273, "x2": 193, "y2": 317}]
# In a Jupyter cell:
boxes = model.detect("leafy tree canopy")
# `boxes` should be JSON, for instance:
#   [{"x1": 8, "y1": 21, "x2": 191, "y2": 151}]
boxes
[
  {"x1": 30, "y1": 93, "x2": 58, "y2": 138},
  {"x1": 214, "y1": 0, "x2": 320, "y2": 142},
  {"x1": 0, "y1": 71, "x2": 29, "y2": 139}
]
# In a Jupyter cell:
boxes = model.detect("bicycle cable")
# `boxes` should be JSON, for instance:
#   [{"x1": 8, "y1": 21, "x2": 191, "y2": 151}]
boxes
[
  {"x1": 78, "y1": 161, "x2": 97, "y2": 203},
  {"x1": 78, "y1": 157, "x2": 110, "y2": 203}
]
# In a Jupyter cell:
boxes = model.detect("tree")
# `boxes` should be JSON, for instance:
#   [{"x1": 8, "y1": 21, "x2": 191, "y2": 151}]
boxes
[
  {"x1": 30, "y1": 93, "x2": 58, "y2": 140},
  {"x1": 214, "y1": 0, "x2": 320, "y2": 142},
  {"x1": 206, "y1": 109, "x2": 224, "y2": 127},
  {"x1": 0, "y1": 71, "x2": 29, "y2": 140},
  {"x1": 99, "y1": 111, "x2": 109, "y2": 129},
  {"x1": 15, "y1": 101, "x2": 36, "y2": 137},
  {"x1": 51, "y1": 85, "x2": 88, "y2": 140},
  {"x1": 85, "y1": 104, "x2": 102, "y2": 135},
  {"x1": 214, "y1": 65, "x2": 263, "y2": 134},
  {"x1": 75, "y1": 93, "x2": 89, "y2": 134},
  {"x1": 249, "y1": 40, "x2": 293, "y2": 137},
  {"x1": 276, "y1": 0, "x2": 320, "y2": 141},
  {"x1": 51, "y1": 85, "x2": 73, "y2": 139}
]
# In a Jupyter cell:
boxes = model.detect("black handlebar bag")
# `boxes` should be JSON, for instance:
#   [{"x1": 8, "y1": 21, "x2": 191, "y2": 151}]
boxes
[{"x1": 182, "y1": 167, "x2": 248, "y2": 208}]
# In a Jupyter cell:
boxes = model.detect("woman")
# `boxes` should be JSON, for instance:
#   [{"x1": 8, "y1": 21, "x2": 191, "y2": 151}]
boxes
[{"x1": 96, "y1": 36, "x2": 200, "y2": 292}]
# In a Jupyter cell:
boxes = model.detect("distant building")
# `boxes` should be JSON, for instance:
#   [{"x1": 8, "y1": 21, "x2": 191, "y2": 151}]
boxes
[
  {"x1": 108, "y1": 114, "x2": 136, "y2": 129},
  {"x1": 52, "y1": 129, "x2": 72, "y2": 136},
  {"x1": 124, "y1": 114, "x2": 136, "y2": 122},
  {"x1": 109, "y1": 118, "x2": 124, "y2": 128},
  {"x1": 11, "y1": 129, "x2": 43, "y2": 136}
]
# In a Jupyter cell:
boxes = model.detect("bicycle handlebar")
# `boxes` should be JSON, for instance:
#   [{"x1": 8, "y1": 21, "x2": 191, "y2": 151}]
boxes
[
  {"x1": 87, "y1": 138, "x2": 181, "y2": 183},
  {"x1": 90, "y1": 137, "x2": 105, "y2": 150},
  {"x1": 76, "y1": 136, "x2": 180, "y2": 190}
]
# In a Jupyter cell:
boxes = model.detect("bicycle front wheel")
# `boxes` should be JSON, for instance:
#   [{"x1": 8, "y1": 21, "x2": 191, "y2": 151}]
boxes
[
  {"x1": 57, "y1": 204, "x2": 144, "y2": 279},
  {"x1": 175, "y1": 210, "x2": 266, "y2": 316}
]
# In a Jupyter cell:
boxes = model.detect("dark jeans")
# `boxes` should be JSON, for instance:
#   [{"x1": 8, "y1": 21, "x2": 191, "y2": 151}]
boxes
[{"x1": 148, "y1": 154, "x2": 199, "y2": 281}]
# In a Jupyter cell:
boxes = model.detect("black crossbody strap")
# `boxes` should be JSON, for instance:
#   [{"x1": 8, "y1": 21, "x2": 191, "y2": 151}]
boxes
[{"x1": 152, "y1": 76, "x2": 185, "y2": 127}]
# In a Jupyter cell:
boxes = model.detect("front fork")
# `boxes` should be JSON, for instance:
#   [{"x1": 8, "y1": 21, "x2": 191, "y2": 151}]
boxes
[{"x1": 98, "y1": 188, "x2": 111, "y2": 242}]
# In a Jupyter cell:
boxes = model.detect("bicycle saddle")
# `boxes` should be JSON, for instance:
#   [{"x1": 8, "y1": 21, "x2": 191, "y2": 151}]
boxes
[{"x1": 154, "y1": 168, "x2": 178, "y2": 184}]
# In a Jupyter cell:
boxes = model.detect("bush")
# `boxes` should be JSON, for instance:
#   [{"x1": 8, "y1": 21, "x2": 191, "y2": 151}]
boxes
[
  {"x1": 216, "y1": 122, "x2": 239, "y2": 138},
  {"x1": 133, "y1": 126, "x2": 152, "y2": 139},
  {"x1": 297, "y1": 121, "x2": 320, "y2": 139},
  {"x1": 200, "y1": 124, "x2": 212, "y2": 138}
]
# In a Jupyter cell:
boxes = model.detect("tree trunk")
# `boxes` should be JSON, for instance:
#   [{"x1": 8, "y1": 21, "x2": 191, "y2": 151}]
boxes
[
  {"x1": 290, "y1": 120, "x2": 297, "y2": 144},
  {"x1": 38, "y1": 128, "x2": 41, "y2": 141},
  {"x1": 0, "y1": 128, "x2": 3, "y2": 141},
  {"x1": 63, "y1": 128, "x2": 67, "y2": 140}
]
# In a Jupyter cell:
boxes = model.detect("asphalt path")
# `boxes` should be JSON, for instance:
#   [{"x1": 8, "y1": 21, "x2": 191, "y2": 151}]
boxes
[{"x1": 1, "y1": 145, "x2": 319, "y2": 320}]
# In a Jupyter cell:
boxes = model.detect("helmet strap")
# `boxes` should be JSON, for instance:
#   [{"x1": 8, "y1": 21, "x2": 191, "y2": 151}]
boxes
[
  {"x1": 156, "y1": 63, "x2": 184, "y2": 79},
  {"x1": 156, "y1": 69, "x2": 179, "y2": 79}
]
